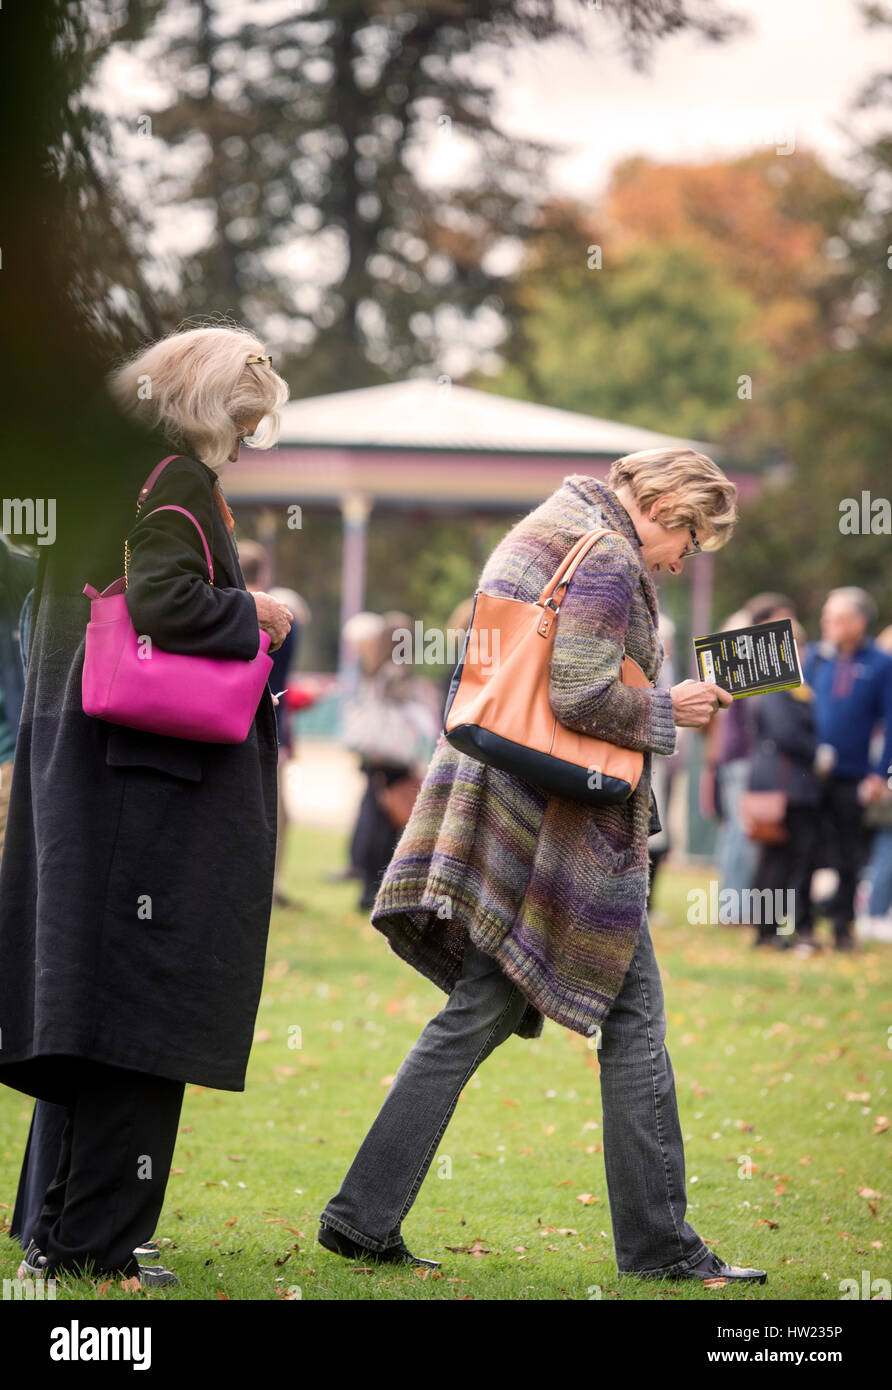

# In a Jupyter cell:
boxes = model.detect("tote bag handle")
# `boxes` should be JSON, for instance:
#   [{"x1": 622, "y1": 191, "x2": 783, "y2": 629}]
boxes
[{"x1": 538, "y1": 527, "x2": 623, "y2": 611}]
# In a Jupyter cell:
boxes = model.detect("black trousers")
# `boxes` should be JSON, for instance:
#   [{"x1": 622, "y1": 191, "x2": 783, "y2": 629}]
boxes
[
  {"x1": 10, "y1": 1098, "x2": 68, "y2": 1248},
  {"x1": 352, "y1": 765, "x2": 406, "y2": 909},
  {"x1": 801, "y1": 777, "x2": 870, "y2": 940},
  {"x1": 28, "y1": 1059, "x2": 184, "y2": 1278},
  {"x1": 750, "y1": 783, "x2": 866, "y2": 945},
  {"x1": 753, "y1": 804, "x2": 819, "y2": 941}
]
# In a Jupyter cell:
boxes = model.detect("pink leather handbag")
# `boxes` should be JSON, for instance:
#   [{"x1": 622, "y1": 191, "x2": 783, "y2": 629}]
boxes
[{"x1": 81, "y1": 458, "x2": 273, "y2": 744}]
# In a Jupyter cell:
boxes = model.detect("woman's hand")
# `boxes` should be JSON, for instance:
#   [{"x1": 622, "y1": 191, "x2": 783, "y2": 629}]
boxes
[
  {"x1": 252, "y1": 591, "x2": 294, "y2": 653},
  {"x1": 670, "y1": 679, "x2": 733, "y2": 727}
]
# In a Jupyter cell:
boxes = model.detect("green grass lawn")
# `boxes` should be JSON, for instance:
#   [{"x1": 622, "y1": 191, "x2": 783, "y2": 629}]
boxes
[{"x1": 1, "y1": 827, "x2": 889, "y2": 1302}]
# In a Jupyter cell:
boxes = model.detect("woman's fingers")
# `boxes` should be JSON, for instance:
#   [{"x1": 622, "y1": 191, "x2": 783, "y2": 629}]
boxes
[{"x1": 670, "y1": 679, "x2": 732, "y2": 727}]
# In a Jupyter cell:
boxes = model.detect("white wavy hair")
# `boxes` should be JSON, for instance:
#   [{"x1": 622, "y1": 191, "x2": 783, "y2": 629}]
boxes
[{"x1": 108, "y1": 323, "x2": 290, "y2": 470}]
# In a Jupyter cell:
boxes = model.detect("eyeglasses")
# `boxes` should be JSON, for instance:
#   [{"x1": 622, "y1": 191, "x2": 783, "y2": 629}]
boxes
[{"x1": 650, "y1": 512, "x2": 704, "y2": 559}]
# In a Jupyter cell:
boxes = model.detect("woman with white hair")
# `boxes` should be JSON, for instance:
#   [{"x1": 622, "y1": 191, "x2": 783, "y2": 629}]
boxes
[{"x1": 0, "y1": 324, "x2": 293, "y2": 1289}]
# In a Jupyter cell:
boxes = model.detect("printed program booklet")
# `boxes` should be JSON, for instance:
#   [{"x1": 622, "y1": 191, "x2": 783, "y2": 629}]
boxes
[{"x1": 693, "y1": 617, "x2": 803, "y2": 698}]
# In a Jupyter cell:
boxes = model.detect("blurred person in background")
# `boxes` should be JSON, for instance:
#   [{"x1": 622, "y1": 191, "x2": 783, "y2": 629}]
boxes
[
  {"x1": 801, "y1": 587, "x2": 892, "y2": 951},
  {"x1": 856, "y1": 621, "x2": 892, "y2": 942},
  {"x1": 238, "y1": 539, "x2": 310, "y2": 909},
  {"x1": 701, "y1": 605, "x2": 759, "y2": 921},
  {"x1": 702, "y1": 593, "x2": 796, "y2": 924},
  {"x1": 336, "y1": 612, "x2": 387, "y2": 886},
  {"x1": 0, "y1": 535, "x2": 37, "y2": 858},
  {"x1": 0, "y1": 535, "x2": 67, "y2": 1269},
  {"x1": 646, "y1": 612, "x2": 682, "y2": 915},
  {"x1": 744, "y1": 608, "x2": 820, "y2": 953},
  {"x1": 343, "y1": 610, "x2": 441, "y2": 911}
]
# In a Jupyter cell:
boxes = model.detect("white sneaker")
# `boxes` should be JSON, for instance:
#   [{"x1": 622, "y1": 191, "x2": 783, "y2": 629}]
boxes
[
  {"x1": 811, "y1": 867, "x2": 839, "y2": 902},
  {"x1": 856, "y1": 916, "x2": 892, "y2": 942}
]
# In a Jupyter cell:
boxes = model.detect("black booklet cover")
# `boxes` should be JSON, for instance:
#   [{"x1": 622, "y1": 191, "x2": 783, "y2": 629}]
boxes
[{"x1": 693, "y1": 616, "x2": 803, "y2": 698}]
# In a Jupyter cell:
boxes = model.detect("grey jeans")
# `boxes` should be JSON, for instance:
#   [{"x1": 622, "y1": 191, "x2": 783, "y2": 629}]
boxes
[{"x1": 320, "y1": 914, "x2": 709, "y2": 1276}]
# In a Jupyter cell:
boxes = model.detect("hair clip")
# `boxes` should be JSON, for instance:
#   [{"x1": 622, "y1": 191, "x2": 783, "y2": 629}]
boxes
[{"x1": 246, "y1": 353, "x2": 272, "y2": 367}]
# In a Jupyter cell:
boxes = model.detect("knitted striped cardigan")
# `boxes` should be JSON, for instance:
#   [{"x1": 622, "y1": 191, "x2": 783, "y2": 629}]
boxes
[{"x1": 370, "y1": 475, "x2": 677, "y2": 1039}]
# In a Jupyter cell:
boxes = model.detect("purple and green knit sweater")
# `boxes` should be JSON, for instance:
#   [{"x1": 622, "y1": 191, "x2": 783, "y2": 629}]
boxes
[{"x1": 370, "y1": 475, "x2": 677, "y2": 1039}]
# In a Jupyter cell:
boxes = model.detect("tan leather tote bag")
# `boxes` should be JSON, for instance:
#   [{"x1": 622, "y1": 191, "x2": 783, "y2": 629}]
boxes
[{"x1": 443, "y1": 528, "x2": 653, "y2": 805}]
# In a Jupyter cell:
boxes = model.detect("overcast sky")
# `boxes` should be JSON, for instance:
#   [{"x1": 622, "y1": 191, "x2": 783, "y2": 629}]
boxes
[
  {"x1": 105, "y1": 0, "x2": 882, "y2": 192},
  {"x1": 100, "y1": 0, "x2": 884, "y2": 360},
  {"x1": 433, "y1": 0, "x2": 884, "y2": 192}
]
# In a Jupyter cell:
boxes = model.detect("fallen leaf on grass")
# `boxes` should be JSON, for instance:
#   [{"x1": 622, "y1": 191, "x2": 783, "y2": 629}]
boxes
[
  {"x1": 227, "y1": 1155, "x2": 246, "y2": 1163},
  {"x1": 224, "y1": 1218, "x2": 238, "y2": 1227},
  {"x1": 216, "y1": 1291, "x2": 230, "y2": 1300},
  {"x1": 577, "y1": 1193, "x2": 599, "y2": 1205},
  {"x1": 120, "y1": 1276, "x2": 140, "y2": 1293},
  {"x1": 444, "y1": 1239, "x2": 492, "y2": 1256}
]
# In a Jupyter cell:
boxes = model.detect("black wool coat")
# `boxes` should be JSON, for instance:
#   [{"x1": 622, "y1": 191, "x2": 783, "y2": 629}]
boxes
[{"x1": 0, "y1": 453, "x2": 279, "y2": 1101}]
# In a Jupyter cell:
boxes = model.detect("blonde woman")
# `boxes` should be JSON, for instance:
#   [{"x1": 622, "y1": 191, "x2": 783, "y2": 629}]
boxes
[
  {"x1": 0, "y1": 325, "x2": 292, "y2": 1289},
  {"x1": 320, "y1": 449, "x2": 769, "y2": 1286}
]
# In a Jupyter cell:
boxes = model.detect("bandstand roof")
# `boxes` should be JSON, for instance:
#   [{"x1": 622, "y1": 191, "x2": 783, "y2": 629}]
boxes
[{"x1": 222, "y1": 379, "x2": 759, "y2": 509}]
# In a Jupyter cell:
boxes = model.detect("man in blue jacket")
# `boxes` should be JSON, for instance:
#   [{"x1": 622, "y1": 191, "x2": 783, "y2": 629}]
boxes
[{"x1": 802, "y1": 587, "x2": 892, "y2": 950}]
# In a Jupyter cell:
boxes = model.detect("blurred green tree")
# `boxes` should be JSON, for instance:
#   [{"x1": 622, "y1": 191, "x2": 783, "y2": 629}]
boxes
[
  {"x1": 711, "y1": 2, "x2": 892, "y2": 629},
  {"x1": 483, "y1": 235, "x2": 767, "y2": 441}
]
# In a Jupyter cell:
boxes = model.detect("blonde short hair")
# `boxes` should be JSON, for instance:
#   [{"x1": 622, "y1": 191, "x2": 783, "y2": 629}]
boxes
[
  {"x1": 607, "y1": 448, "x2": 737, "y2": 551},
  {"x1": 108, "y1": 323, "x2": 290, "y2": 470}
]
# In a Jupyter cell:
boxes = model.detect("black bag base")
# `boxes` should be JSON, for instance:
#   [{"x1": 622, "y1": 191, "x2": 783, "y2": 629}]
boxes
[{"x1": 444, "y1": 722, "x2": 635, "y2": 806}]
